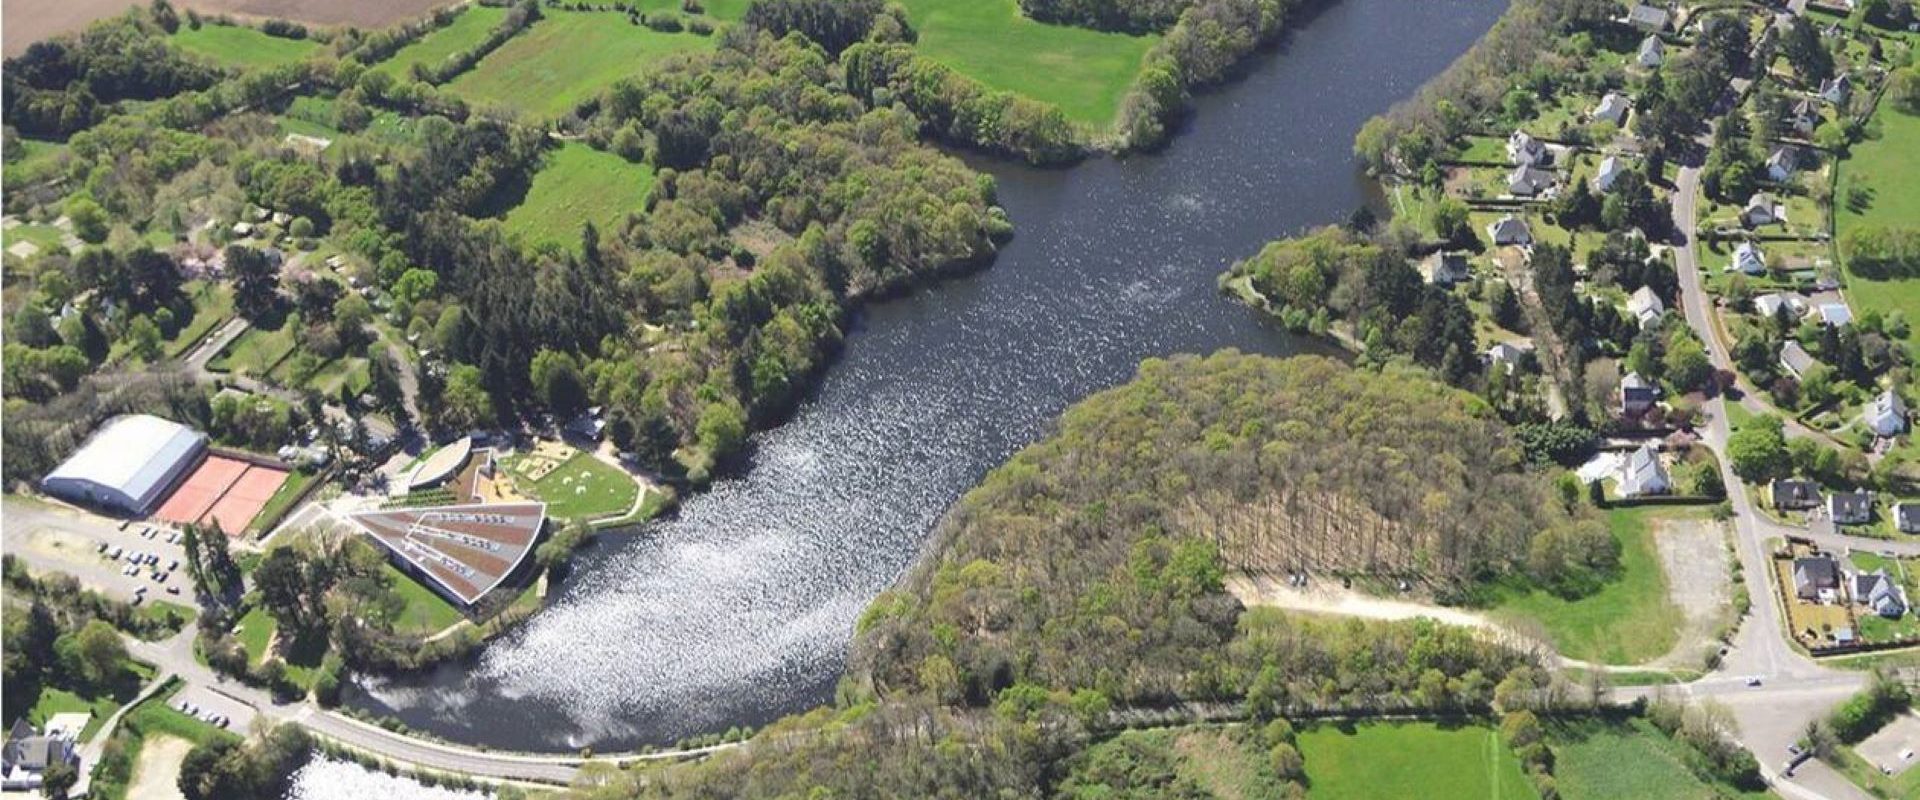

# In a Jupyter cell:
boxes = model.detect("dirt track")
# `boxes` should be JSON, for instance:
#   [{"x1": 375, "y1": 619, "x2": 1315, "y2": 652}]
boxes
[{"x1": 5, "y1": 0, "x2": 452, "y2": 57}]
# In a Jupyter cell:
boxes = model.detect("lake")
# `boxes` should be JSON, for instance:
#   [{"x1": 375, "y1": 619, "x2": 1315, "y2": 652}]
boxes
[{"x1": 337, "y1": 0, "x2": 1506, "y2": 755}]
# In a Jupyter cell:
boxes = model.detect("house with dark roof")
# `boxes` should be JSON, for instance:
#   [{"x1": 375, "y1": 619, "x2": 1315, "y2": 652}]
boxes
[
  {"x1": 1638, "y1": 34, "x2": 1665, "y2": 68},
  {"x1": 1419, "y1": 252, "x2": 1472, "y2": 286},
  {"x1": 1507, "y1": 130, "x2": 1548, "y2": 166},
  {"x1": 1828, "y1": 491, "x2": 1873, "y2": 525},
  {"x1": 2, "y1": 719, "x2": 77, "y2": 792},
  {"x1": 1507, "y1": 165, "x2": 1557, "y2": 196},
  {"x1": 1772, "y1": 479, "x2": 1822, "y2": 510},
  {"x1": 1854, "y1": 570, "x2": 1908, "y2": 618},
  {"x1": 1628, "y1": 3, "x2": 1672, "y2": 31},
  {"x1": 1793, "y1": 555, "x2": 1841, "y2": 600},
  {"x1": 1896, "y1": 502, "x2": 1920, "y2": 534},
  {"x1": 1819, "y1": 73, "x2": 1852, "y2": 105},
  {"x1": 1487, "y1": 215, "x2": 1533, "y2": 246},
  {"x1": 1620, "y1": 371, "x2": 1657, "y2": 416},
  {"x1": 1789, "y1": 98, "x2": 1821, "y2": 136}
]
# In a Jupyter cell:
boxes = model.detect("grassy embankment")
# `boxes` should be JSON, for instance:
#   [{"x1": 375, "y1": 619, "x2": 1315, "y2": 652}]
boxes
[{"x1": 371, "y1": 4, "x2": 511, "y2": 77}]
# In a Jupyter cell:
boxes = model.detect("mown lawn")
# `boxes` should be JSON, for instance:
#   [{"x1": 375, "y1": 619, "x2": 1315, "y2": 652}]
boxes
[
  {"x1": 372, "y1": 4, "x2": 511, "y2": 77},
  {"x1": 1489, "y1": 506, "x2": 1687, "y2": 665},
  {"x1": 171, "y1": 24, "x2": 319, "y2": 70},
  {"x1": 1295, "y1": 721, "x2": 1533, "y2": 800},
  {"x1": 1836, "y1": 104, "x2": 1920, "y2": 348},
  {"x1": 509, "y1": 448, "x2": 640, "y2": 522},
  {"x1": 382, "y1": 562, "x2": 465, "y2": 636},
  {"x1": 28, "y1": 686, "x2": 122, "y2": 742},
  {"x1": 236, "y1": 605, "x2": 276, "y2": 664},
  {"x1": 444, "y1": 11, "x2": 714, "y2": 118},
  {"x1": 500, "y1": 142, "x2": 656, "y2": 251},
  {"x1": 1548, "y1": 716, "x2": 1772, "y2": 800},
  {"x1": 207, "y1": 319, "x2": 296, "y2": 376}
]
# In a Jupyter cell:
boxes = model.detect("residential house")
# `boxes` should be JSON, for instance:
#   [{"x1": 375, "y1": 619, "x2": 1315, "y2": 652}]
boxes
[
  {"x1": 1772, "y1": 478, "x2": 1823, "y2": 510},
  {"x1": 1628, "y1": 3, "x2": 1672, "y2": 32},
  {"x1": 1591, "y1": 92, "x2": 1632, "y2": 128},
  {"x1": 1487, "y1": 215, "x2": 1533, "y2": 246},
  {"x1": 1792, "y1": 555, "x2": 1841, "y2": 601},
  {"x1": 1789, "y1": 98, "x2": 1821, "y2": 136},
  {"x1": 1752, "y1": 291, "x2": 1807, "y2": 320},
  {"x1": 1766, "y1": 146, "x2": 1800, "y2": 182},
  {"x1": 1638, "y1": 34, "x2": 1665, "y2": 68},
  {"x1": 1507, "y1": 130, "x2": 1549, "y2": 166},
  {"x1": 1865, "y1": 389, "x2": 1908, "y2": 437},
  {"x1": 1854, "y1": 570, "x2": 1908, "y2": 618},
  {"x1": 1419, "y1": 252, "x2": 1472, "y2": 286},
  {"x1": 1595, "y1": 155, "x2": 1628, "y2": 192},
  {"x1": 1626, "y1": 285, "x2": 1665, "y2": 327},
  {"x1": 1818, "y1": 73, "x2": 1852, "y2": 105},
  {"x1": 1896, "y1": 502, "x2": 1920, "y2": 534},
  {"x1": 1741, "y1": 192, "x2": 1783, "y2": 227},
  {"x1": 1817, "y1": 302, "x2": 1852, "y2": 327},
  {"x1": 1618, "y1": 443, "x2": 1671, "y2": 497},
  {"x1": 1486, "y1": 341, "x2": 1531, "y2": 372},
  {"x1": 1734, "y1": 241, "x2": 1768, "y2": 275},
  {"x1": 2, "y1": 719, "x2": 77, "y2": 792},
  {"x1": 1508, "y1": 165, "x2": 1557, "y2": 196},
  {"x1": 1779, "y1": 340, "x2": 1820, "y2": 379},
  {"x1": 1621, "y1": 371, "x2": 1658, "y2": 415},
  {"x1": 1829, "y1": 491, "x2": 1874, "y2": 525}
]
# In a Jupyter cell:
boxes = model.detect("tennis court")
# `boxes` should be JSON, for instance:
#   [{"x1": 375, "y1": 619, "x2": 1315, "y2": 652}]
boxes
[{"x1": 152, "y1": 455, "x2": 290, "y2": 536}]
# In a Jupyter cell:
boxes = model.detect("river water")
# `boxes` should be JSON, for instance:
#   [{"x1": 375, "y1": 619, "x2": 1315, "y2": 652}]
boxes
[{"x1": 335, "y1": 0, "x2": 1504, "y2": 757}]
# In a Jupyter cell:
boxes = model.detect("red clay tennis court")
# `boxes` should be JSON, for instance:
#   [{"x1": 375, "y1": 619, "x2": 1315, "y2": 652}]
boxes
[{"x1": 153, "y1": 455, "x2": 289, "y2": 535}]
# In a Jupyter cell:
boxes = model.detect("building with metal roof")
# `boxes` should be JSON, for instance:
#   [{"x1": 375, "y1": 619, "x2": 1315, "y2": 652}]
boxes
[
  {"x1": 39, "y1": 415, "x2": 207, "y2": 515},
  {"x1": 346, "y1": 501, "x2": 547, "y2": 606}
]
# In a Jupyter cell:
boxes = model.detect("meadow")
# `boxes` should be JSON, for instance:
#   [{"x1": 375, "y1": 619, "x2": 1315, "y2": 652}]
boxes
[
  {"x1": 371, "y1": 4, "x2": 510, "y2": 77},
  {"x1": 1294, "y1": 721, "x2": 1534, "y2": 800},
  {"x1": 1489, "y1": 506, "x2": 1686, "y2": 665},
  {"x1": 1835, "y1": 104, "x2": 1920, "y2": 349},
  {"x1": 1547, "y1": 717, "x2": 1773, "y2": 800},
  {"x1": 506, "y1": 447, "x2": 640, "y2": 522},
  {"x1": 443, "y1": 11, "x2": 714, "y2": 118},
  {"x1": 170, "y1": 23, "x2": 319, "y2": 70},
  {"x1": 499, "y1": 142, "x2": 656, "y2": 251}
]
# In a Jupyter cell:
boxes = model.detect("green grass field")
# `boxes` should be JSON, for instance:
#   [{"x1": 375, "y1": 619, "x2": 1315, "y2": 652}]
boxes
[
  {"x1": 236, "y1": 605, "x2": 276, "y2": 664},
  {"x1": 508, "y1": 447, "x2": 640, "y2": 522},
  {"x1": 171, "y1": 24, "x2": 320, "y2": 70},
  {"x1": 1295, "y1": 721, "x2": 1534, "y2": 800},
  {"x1": 28, "y1": 686, "x2": 120, "y2": 742},
  {"x1": 207, "y1": 319, "x2": 296, "y2": 376},
  {"x1": 1836, "y1": 104, "x2": 1920, "y2": 349},
  {"x1": 499, "y1": 142, "x2": 655, "y2": 251},
  {"x1": 372, "y1": 4, "x2": 511, "y2": 77},
  {"x1": 444, "y1": 11, "x2": 714, "y2": 118},
  {"x1": 383, "y1": 562, "x2": 465, "y2": 636},
  {"x1": 1490, "y1": 506, "x2": 1687, "y2": 665},
  {"x1": 1549, "y1": 717, "x2": 1772, "y2": 800}
]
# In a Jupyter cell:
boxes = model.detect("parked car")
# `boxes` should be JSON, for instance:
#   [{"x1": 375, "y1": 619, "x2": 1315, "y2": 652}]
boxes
[{"x1": 165, "y1": 586, "x2": 181, "y2": 595}]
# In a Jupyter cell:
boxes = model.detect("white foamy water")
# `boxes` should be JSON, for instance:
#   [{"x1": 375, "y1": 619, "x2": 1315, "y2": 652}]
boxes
[{"x1": 283, "y1": 754, "x2": 492, "y2": 800}]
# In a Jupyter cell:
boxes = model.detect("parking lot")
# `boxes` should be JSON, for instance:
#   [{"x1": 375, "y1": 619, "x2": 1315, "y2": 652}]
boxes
[
  {"x1": 2, "y1": 498, "x2": 199, "y2": 607},
  {"x1": 169, "y1": 684, "x2": 257, "y2": 734},
  {"x1": 1857, "y1": 712, "x2": 1920, "y2": 778}
]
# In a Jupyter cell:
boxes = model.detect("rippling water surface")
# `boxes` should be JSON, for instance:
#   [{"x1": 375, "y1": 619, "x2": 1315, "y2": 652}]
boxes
[{"x1": 336, "y1": 0, "x2": 1505, "y2": 757}]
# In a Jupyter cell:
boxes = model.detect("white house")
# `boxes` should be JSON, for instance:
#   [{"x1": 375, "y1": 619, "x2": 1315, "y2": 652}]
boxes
[
  {"x1": 1595, "y1": 155, "x2": 1628, "y2": 192},
  {"x1": 1865, "y1": 389, "x2": 1909, "y2": 437},
  {"x1": 1617, "y1": 443, "x2": 1670, "y2": 497},
  {"x1": 1734, "y1": 241, "x2": 1767, "y2": 276},
  {"x1": 1487, "y1": 215, "x2": 1533, "y2": 246},
  {"x1": 1626, "y1": 285, "x2": 1665, "y2": 327},
  {"x1": 1752, "y1": 292, "x2": 1807, "y2": 320},
  {"x1": 1591, "y1": 92, "x2": 1632, "y2": 127},
  {"x1": 1486, "y1": 341, "x2": 1532, "y2": 372},
  {"x1": 1507, "y1": 130, "x2": 1548, "y2": 166},
  {"x1": 1637, "y1": 34, "x2": 1665, "y2": 68},
  {"x1": 1420, "y1": 252, "x2": 1472, "y2": 286}
]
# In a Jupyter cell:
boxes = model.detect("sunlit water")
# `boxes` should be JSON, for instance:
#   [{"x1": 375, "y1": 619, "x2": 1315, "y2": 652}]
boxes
[
  {"x1": 334, "y1": 0, "x2": 1505, "y2": 763},
  {"x1": 283, "y1": 755, "x2": 491, "y2": 800}
]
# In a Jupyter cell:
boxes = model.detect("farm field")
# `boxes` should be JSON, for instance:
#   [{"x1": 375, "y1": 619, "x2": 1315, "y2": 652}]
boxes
[
  {"x1": 1488, "y1": 506, "x2": 1687, "y2": 665},
  {"x1": 1294, "y1": 721, "x2": 1534, "y2": 800},
  {"x1": 499, "y1": 142, "x2": 656, "y2": 251},
  {"x1": 171, "y1": 23, "x2": 319, "y2": 70},
  {"x1": 443, "y1": 11, "x2": 714, "y2": 118},
  {"x1": 1548, "y1": 717, "x2": 1772, "y2": 799},
  {"x1": 372, "y1": 4, "x2": 510, "y2": 77},
  {"x1": 1835, "y1": 103, "x2": 1920, "y2": 348},
  {"x1": 706, "y1": 0, "x2": 1155, "y2": 129}
]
